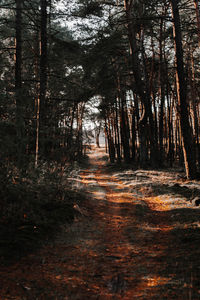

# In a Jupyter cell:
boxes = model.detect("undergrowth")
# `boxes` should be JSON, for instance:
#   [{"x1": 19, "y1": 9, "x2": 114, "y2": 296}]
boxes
[{"x1": 0, "y1": 161, "x2": 85, "y2": 265}]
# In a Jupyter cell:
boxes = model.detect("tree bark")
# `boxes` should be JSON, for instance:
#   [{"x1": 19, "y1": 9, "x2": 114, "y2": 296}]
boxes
[
  {"x1": 170, "y1": 0, "x2": 197, "y2": 178},
  {"x1": 158, "y1": 17, "x2": 165, "y2": 166},
  {"x1": 15, "y1": 0, "x2": 24, "y2": 168},
  {"x1": 105, "y1": 116, "x2": 115, "y2": 163},
  {"x1": 39, "y1": 0, "x2": 48, "y2": 154},
  {"x1": 119, "y1": 92, "x2": 130, "y2": 163},
  {"x1": 114, "y1": 100, "x2": 121, "y2": 162},
  {"x1": 34, "y1": 31, "x2": 40, "y2": 167},
  {"x1": 131, "y1": 109, "x2": 136, "y2": 161}
]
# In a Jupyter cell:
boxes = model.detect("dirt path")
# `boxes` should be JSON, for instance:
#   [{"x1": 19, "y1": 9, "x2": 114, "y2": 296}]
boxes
[{"x1": 1, "y1": 148, "x2": 200, "y2": 299}]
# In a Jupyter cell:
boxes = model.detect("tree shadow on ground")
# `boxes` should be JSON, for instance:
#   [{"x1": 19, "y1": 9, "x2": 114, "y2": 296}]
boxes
[
  {"x1": 123, "y1": 202, "x2": 200, "y2": 299},
  {"x1": 142, "y1": 183, "x2": 200, "y2": 200}
]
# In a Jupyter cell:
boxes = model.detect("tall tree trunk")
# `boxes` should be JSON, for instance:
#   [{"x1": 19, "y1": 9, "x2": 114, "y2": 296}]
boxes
[
  {"x1": 119, "y1": 92, "x2": 130, "y2": 163},
  {"x1": 149, "y1": 36, "x2": 158, "y2": 155},
  {"x1": 114, "y1": 100, "x2": 121, "y2": 162},
  {"x1": 170, "y1": 0, "x2": 197, "y2": 178},
  {"x1": 15, "y1": 0, "x2": 24, "y2": 168},
  {"x1": 131, "y1": 109, "x2": 136, "y2": 161},
  {"x1": 95, "y1": 131, "x2": 100, "y2": 148},
  {"x1": 67, "y1": 103, "x2": 76, "y2": 150},
  {"x1": 34, "y1": 31, "x2": 40, "y2": 167},
  {"x1": 77, "y1": 102, "x2": 85, "y2": 158},
  {"x1": 167, "y1": 91, "x2": 174, "y2": 166},
  {"x1": 39, "y1": 0, "x2": 48, "y2": 155},
  {"x1": 105, "y1": 116, "x2": 115, "y2": 163},
  {"x1": 158, "y1": 17, "x2": 165, "y2": 166},
  {"x1": 132, "y1": 93, "x2": 140, "y2": 163}
]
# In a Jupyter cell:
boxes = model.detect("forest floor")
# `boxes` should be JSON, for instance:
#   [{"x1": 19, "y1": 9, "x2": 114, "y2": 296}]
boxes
[{"x1": 1, "y1": 147, "x2": 200, "y2": 299}]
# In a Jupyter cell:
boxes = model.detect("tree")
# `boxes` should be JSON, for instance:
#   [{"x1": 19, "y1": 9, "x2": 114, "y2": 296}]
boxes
[
  {"x1": 38, "y1": 0, "x2": 48, "y2": 158},
  {"x1": 15, "y1": 0, "x2": 24, "y2": 168},
  {"x1": 170, "y1": 0, "x2": 197, "y2": 178}
]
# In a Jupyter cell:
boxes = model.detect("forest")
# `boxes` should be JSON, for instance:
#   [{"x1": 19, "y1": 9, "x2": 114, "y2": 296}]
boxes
[
  {"x1": 1, "y1": 0, "x2": 200, "y2": 176},
  {"x1": 1, "y1": 0, "x2": 200, "y2": 299}
]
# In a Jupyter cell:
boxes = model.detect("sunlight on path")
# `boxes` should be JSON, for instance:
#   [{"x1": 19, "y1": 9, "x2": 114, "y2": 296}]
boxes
[
  {"x1": 1, "y1": 147, "x2": 199, "y2": 299},
  {"x1": 68, "y1": 147, "x2": 184, "y2": 299}
]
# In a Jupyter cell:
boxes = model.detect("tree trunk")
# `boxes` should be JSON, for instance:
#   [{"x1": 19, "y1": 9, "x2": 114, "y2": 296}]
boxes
[
  {"x1": 105, "y1": 117, "x2": 115, "y2": 163},
  {"x1": 39, "y1": 0, "x2": 48, "y2": 155},
  {"x1": 170, "y1": 0, "x2": 197, "y2": 178},
  {"x1": 138, "y1": 109, "x2": 148, "y2": 167},
  {"x1": 131, "y1": 110, "x2": 136, "y2": 161},
  {"x1": 166, "y1": 90, "x2": 174, "y2": 166},
  {"x1": 15, "y1": 0, "x2": 24, "y2": 168},
  {"x1": 114, "y1": 100, "x2": 121, "y2": 162},
  {"x1": 158, "y1": 17, "x2": 165, "y2": 166},
  {"x1": 96, "y1": 132, "x2": 100, "y2": 148},
  {"x1": 34, "y1": 31, "x2": 40, "y2": 167},
  {"x1": 120, "y1": 93, "x2": 130, "y2": 163},
  {"x1": 132, "y1": 93, "x2": 140, "y2": 162}
]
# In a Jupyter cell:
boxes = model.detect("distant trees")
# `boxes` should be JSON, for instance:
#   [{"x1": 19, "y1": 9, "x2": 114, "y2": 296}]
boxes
[
  {"x1": 1, "y1": 0, "x2": 200, "y2": 179},
  {"x1": 75, "y1": 0, "x2": 200, "y2": 178}
]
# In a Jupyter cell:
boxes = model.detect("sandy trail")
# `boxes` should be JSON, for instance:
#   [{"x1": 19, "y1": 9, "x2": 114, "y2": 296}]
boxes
[{"x1": 1, "y1": 147, "x2": 200, "y2": 299}]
